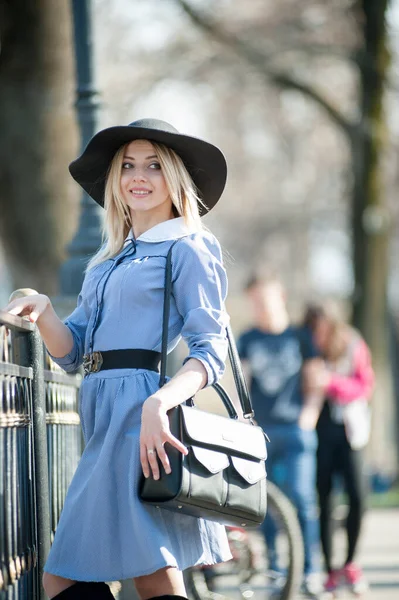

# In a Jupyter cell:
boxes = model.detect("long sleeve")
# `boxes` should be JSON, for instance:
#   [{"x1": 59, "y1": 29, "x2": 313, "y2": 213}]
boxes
[
  {"x1": 47, "y1": 290, "x2": 90, "y2": 373},
  {"x1": 172, "y1": 231, "x2": 230, "y2": 387},
  {"x1": 326, "y1": 339, "x2": 374, "y2": 404}
]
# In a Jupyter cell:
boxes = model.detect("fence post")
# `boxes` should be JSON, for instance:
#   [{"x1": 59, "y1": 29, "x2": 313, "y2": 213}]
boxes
[{"x1": 28, "y1": 326, "x2": 51, "y2": 599}]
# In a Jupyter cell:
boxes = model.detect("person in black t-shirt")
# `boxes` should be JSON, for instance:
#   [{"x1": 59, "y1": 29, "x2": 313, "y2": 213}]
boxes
[{"x1": 237, "y1": 274, "x2": 322, "y2": 599}]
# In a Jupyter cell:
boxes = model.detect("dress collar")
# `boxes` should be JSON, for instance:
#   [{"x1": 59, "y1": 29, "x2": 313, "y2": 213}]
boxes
[{"x1": 123, "y1": 217, "x2": 197, "y2": 245}]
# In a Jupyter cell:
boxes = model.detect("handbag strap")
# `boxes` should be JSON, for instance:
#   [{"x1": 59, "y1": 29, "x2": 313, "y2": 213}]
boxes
[
  {"x1": 159, "y1": 241, "x2": 255, "y2": 420},
  {"x1": 226, "y1": 324, "x2": 254, "y2": 418},
  {"x1": 159, "y1": 240, "x2": 179, "y2": 388}
]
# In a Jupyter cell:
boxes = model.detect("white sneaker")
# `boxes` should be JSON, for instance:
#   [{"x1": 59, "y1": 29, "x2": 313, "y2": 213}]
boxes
[{"x1": 301, "y1": 573, "x2": 323, "y2": 599}]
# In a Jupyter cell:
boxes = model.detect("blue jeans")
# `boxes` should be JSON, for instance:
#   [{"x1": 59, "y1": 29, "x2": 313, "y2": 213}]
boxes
[{"x1": 260, "y1": 423, "x2": 320, "y2": 576}]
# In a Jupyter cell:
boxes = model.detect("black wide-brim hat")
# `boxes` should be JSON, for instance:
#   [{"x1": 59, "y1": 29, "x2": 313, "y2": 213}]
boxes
[{"x1": 69, "y1": 118, "x2": 227, "y2": 215}]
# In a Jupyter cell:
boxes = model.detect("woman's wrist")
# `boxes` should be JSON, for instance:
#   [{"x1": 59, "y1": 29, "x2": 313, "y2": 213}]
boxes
[
  {"x1": 35, "y1": 295, "x2": 52, "y2": 324},
  {"x1": 144, "y1": 394, "x2": 168, "y2": 413},
  {"x1": 144, "y1": 390, "x2": 188, "y2": 413},
  {"x1": 144, "y1": 359, "x2": 206, "y2": 414}
]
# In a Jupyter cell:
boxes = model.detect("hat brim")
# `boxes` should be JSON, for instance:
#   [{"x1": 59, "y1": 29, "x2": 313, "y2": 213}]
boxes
[{"x1": 69, "y1": 125, "x2": 227, "y2": 215}]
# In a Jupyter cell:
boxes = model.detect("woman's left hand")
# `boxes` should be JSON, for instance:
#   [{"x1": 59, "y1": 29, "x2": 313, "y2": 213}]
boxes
[
  {"x1": 303, "y1": 358, "x2": 331, "y2": 393},
  {"x1": 140, "y1": 396, "x2": 188, "y2": 480}
]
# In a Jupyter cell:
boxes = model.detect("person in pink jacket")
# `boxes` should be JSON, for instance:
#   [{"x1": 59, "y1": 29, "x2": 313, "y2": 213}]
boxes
[{"x1": 303, "y1": 302, "x2": 374, "y2": 596}]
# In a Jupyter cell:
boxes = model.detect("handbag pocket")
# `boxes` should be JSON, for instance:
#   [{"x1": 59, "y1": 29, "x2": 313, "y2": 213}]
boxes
[
  {"x1": 187, "y1": 446, "x2": 229, "y2": 506},
  {"x1": 224, "y1": 457, "x2": 266, "y2": 519}
]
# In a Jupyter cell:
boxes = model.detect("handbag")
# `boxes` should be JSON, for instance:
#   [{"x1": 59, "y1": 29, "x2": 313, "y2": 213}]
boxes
[
  {"x1": 343, "y1": 398, "x2": 371, "y2": 450},
  {"x1": 139, "y1": 242, "x2": 268, "y2": 527}
]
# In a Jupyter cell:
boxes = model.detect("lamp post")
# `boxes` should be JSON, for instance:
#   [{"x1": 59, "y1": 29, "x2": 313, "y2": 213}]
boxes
[{"x1": 60, "y1": 0, "x2": 102, "y2": 295}]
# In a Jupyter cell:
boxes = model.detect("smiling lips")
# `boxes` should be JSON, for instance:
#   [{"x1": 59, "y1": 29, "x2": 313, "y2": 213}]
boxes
[{"x1": 129, "y1": 188, "x2": 152, "y2": 197}]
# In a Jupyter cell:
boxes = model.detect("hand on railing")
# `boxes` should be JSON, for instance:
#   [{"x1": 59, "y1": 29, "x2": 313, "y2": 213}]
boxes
[
  {"x1": 3, "y1": 288, "x2": 50, "y2": 325},
  {"x1": 1, "y1": 288, "x2": 41, "y2": 339},
  {"x1": 2, "y1": 289, "x2": 75, "y2": 362}
]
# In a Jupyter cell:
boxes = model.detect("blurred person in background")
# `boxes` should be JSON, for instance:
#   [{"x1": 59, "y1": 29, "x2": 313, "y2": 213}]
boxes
[
  {"x1": 304, "y1": 302, "x2": 374, "y2": 596},
  {"x1": 237, "y1": 273, "x2": 322, "y2": 599}
]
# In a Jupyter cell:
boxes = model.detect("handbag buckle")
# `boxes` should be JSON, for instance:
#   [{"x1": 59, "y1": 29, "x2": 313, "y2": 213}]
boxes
[
  {"x1": 243, "y1": 410, "x2": 255, "y2": 420},
  {"x1": 83, "y1": 351, "x2": 103, "y2": 374}
]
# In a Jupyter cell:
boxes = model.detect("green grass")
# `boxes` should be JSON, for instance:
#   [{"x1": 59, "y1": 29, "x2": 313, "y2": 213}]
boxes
[
  {"x1": 333, "y1": 484, "x2": 399, "y2": 510},
  {"x1": 370, "y1": 484, "x2": 399, "y2": 509}
]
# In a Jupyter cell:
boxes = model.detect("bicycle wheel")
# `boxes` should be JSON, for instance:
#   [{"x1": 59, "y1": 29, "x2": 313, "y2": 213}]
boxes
[
  {"x1": 185, "y1": 480, "x2": 304, "y2": 600},
  {"x1": 264, "y1": 480, "x2": 304, "y2": 600},
  {"x1": 184, "y1": 526, "x2": 254, "y2": 600}
]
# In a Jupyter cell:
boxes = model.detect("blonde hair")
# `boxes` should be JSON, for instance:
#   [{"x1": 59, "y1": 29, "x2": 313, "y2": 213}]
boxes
[{"x1": 86, "y1": 140, "x2": 207, "y2": 271}]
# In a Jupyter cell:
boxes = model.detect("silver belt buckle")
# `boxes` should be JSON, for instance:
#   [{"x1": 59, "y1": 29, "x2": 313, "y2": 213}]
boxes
[{"x1": 83, "y1": 351, "x2": 103, "y2": 374}]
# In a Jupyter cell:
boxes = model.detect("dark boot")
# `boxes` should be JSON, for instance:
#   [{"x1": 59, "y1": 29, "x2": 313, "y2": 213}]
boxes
[{"x1": 51, "y1": 581, "x2": 114, "y2": 599}]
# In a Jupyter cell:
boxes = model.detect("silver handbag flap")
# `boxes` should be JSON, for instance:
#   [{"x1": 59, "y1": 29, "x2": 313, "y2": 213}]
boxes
[
  {"x1": 191, "y1": 446, "x2": 230, "y2": 473},
  {"x1": 180, "y1": 405, "x2": 267, "y2": 461},
  {"x1": 231, "y1": 456, "x2": 266, "y2": 484}
]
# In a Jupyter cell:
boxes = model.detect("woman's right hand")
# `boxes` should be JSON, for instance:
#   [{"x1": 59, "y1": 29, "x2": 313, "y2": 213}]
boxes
[
  {"x1": 2, "y1": 294, "x2": 50, "y2": 324},
  {"x1": 140, "y1": 396, "x2": 188, "y2": 480}
]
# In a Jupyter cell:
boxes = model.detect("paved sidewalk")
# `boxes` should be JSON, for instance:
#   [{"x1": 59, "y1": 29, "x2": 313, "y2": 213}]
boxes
[
  {"x1": 344, "y1": 508, "x2": 399, "y2": 599},
  {"x1": 200, "y1": 508, "x2": 399, "y2": 600}
]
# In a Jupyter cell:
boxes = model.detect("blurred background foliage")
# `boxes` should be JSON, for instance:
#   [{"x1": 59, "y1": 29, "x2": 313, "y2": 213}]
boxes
[{"x1": 0, "y1": 0, "x2": 398, "y2": 474}]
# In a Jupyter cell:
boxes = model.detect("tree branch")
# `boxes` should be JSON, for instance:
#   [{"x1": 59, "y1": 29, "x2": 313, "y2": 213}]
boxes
[{"x1": 173, "y1": 0, "x2": 355, "y2": 136}]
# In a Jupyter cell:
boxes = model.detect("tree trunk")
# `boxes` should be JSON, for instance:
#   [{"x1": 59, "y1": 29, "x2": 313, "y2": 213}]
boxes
[
  {"x1": 0, "y1": 0, "x2": 79, "y2": 295},
  {"x1": 351, "y1": 0, "x2": 396, "y2": 473}
]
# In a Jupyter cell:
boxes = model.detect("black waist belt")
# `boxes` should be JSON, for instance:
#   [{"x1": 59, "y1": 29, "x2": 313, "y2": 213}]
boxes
[{"x1": 82, "y1": 349, "x2": 161, "y2": 375}]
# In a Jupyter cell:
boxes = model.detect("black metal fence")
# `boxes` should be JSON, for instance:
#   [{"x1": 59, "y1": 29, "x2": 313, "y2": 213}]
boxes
[{"x1": 0, "y1": 309, "x2": 82, "y2": 600}]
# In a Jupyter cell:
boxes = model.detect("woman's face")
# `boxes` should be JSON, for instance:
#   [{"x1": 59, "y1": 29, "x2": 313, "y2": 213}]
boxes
[
  {"x1": 247, "y1": 282, "x2": 286, "y2": 327},
  {"x1": 120, "y1": 140, "x2": 173, "y2": 219}
]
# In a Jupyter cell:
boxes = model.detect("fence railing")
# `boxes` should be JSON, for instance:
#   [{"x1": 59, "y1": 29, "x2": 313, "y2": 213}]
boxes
[{"x1": 0, "y1": 306, "x2": 82, "y2": 600}]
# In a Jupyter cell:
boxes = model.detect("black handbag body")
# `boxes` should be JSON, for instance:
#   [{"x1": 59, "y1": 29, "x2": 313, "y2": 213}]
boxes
[{"x1": 139, "y1": 241, "x2": 268, "y2": 527}]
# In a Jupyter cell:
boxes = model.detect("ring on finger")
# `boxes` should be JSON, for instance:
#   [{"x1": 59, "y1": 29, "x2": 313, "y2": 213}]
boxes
[{"x1": 147, "y1": 448, "x2": 155, "y2": 455}]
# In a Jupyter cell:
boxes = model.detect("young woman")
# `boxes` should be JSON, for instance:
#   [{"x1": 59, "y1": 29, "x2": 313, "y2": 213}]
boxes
[
  {"x1": 3, "y1": 119, "x2": 232, "y2": 599},
  {"x1": 303, "y1": 303, "x2": 374, "y2": 596}
]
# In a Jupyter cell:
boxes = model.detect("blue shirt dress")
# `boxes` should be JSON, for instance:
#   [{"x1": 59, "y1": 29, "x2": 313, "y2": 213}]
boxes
[{"x1": 43, "y1": 217, "x2": 232, "y2": 582}]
